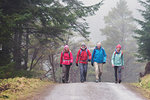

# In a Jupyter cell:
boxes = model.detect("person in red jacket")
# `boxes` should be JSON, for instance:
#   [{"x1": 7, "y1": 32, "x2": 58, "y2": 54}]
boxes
[
  {"x1": 60, "y1": 45, "x2": 73, "y2": 83},
  {"x1": 76, "y1": 43, "x2": 91, "y2": 83}
]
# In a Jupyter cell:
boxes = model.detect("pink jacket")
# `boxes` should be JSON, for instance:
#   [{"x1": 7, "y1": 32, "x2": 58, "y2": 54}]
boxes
[{"x1": 60, "y1": 50, "x2": 73, "y2": 65}]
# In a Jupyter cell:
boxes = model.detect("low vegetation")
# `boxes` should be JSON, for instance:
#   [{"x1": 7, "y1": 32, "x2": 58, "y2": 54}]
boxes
[
  {"x1": 132, "y1": 74, "x2": 150, "y2": 99},
  {"x1": 0, "y1": 77, "x2": 53, "y2": 100}
]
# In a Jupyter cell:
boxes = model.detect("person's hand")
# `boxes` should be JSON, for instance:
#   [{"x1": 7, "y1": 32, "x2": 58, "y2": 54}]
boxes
[
  {"x1": 70, "y1": 63, "x2": 72, "y2": 66},
  {"x1": 112, "y1": 64, "x2": 114, "y2": 68},
  {"x1": 76, "y1": 63, "x2": 78, "y2": 66},
  {"x1": 91, "y1": 63, "x2": 94, "y2": 66},
  {"x1": 122, "y1": 66, "x2": 124, "y2": 69},
  {"x1": 88, "y1": 59, "x2": 91, "y2": 62},
  {"x1": 103, "y1": 62, "x2": 106, "y2": 64},
  {"x1": 60, "y1": 64, "x2": 62, "y2": 67}
]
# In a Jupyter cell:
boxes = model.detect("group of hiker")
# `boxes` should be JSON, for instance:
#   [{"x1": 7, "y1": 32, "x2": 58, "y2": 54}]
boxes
[{"x1": 60, "y1": 42, "x2": 124, "y2": 84}]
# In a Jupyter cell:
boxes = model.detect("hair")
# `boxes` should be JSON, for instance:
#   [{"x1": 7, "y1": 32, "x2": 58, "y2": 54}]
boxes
[{"x1": 97, "y1": 42, "x2": 101, "y2": 45}]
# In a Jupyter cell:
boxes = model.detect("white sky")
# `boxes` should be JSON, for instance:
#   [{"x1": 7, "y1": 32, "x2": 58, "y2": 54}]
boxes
[{"x1": 80, "y1": 0, "x2": 143, "y2": 43}]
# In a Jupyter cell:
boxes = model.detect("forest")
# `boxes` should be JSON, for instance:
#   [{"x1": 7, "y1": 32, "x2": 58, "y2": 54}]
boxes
[{"x1": 0, "y1": 0, "x2": 150, "y2": 83}]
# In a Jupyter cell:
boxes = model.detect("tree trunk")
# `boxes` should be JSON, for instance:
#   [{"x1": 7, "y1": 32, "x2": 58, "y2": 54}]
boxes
[
  {"x1": 144, "y1": 62, "x2": 150, "y2": 75},
  {"x1": 48, "y1": 54, "x2": 56, "y2": 82},
  {"x1": 31, "y1": 55, "x2": 43, "y2": 70},
  {"x1": 24, "y1": 32, "x2": 29, "y2": 70},
  {"x1": 13, "y1": 27, "x2": 23, "y2": 70},
  {"x1": 30, "y1": 48, "x2": 38, "y2": 70}
]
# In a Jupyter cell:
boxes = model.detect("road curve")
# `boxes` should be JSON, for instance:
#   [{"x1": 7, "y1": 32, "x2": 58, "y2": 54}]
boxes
[{"x1": 44, "y1": 82, "x2": 146, "y2": 100}]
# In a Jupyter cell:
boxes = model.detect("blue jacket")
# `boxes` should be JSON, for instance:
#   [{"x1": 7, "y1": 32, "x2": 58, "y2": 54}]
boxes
[{"x1": 91, "y1": 46, "x2": 107, "y2": 64}]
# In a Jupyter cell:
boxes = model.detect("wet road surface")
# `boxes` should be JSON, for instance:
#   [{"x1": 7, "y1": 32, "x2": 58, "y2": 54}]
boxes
[{"x1": 44, "y1": 82, "x2": 146, "y2": 100}]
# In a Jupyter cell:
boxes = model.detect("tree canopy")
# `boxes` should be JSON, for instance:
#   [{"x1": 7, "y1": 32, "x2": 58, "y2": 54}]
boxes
[
  {"x1": 135, "y1": 0, "x2": 150, "y2": 62},
  {"x1": 0, "y1": 0, "x2": 103, "y2": 78}
]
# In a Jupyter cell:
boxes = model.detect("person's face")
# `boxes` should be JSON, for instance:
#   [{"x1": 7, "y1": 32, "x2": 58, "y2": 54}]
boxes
[
  {"x1": 97, "y1": 44, "x2": 101, "y2": 49},
  {"x1": 116, "y1": 48, "x2": 121, "y2": 52},
  {"x1": 82, "y1": 45, "x2": 85, "y2": 49},
  {"x1": 65, "y1": 47, "x2": 69, "y2": 51}
]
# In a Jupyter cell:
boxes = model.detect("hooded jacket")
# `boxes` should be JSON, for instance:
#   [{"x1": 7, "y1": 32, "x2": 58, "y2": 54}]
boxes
[
  {"x1": 60, "y1": 49, "x2": 73, "y2": 66},
  {"x1": 111, "y1": 51, "x2": 124, "y2": 66},
  {"x1": 76, "y1": 48, "x2": 91, "y2": 64},
  {"x1": 91, "y1": 46, "x2": 107, "y2": 64}
]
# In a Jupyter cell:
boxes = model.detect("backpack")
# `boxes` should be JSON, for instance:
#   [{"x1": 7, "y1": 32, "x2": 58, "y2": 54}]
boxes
[
  {"x1": 114, "y1": 51, "x2": 123, "y2": 58},
  {"x1": 92, "y1": 47, "x2": 104, "y2": 58},
  {"x1": 63, "y1": 51, "x2": 70, "y2": 58},
  {"x1": 79, "y1": 49, "x2": 88, "y2": 56}
]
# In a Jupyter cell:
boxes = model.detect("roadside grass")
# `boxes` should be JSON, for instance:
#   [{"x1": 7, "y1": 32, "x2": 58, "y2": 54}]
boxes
[
  {"x1": 0, "y1": 77, "x2": 53, "y2": 100},
  {"x1": 131, "y1": 74, "x2": 150, "y2": 99}
]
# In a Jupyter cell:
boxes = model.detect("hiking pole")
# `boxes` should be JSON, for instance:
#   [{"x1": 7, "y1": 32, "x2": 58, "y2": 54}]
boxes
[
  {"x1": 60, "y1": 66, "x2": 63, "y2": 83},
  {"x1": 0, "y1": 44, "x2": 2, "y2": 51}
]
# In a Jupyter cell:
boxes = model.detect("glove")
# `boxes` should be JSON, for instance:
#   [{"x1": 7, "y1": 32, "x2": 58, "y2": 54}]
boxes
[
  {"x1": 70, "y1": 63, "x2": 72, "y2": 66},
  {"x1": 91, "y1": 63, "x2": 94, "y2": 66},
  {"x1": 76, "y1": 63, "x2": 78, "y2": 66},
  {"x1": 103, "y1": 62, "x2": 106, "y2": 64},
  {"x1": 88, "y1": 59, "x2": 91, "y2": 62},
  {"x1": 60, "y1": 64, "x2": 62, "y2": 67}
]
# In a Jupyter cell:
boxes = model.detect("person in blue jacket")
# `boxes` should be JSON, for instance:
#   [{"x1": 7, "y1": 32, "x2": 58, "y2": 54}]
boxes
[{"x1": 91, "y1": 42, "x2": 107, "y2": 83}]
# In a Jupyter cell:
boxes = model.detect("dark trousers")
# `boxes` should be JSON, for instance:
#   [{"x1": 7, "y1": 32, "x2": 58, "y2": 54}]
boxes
[
  {"x1": 114, "y1": 66, "x2": 122, "y2": 81},
  {"x1": 62, "y1": 65, "x2": 70, "y2": 83},
  {"x1": 79, "y1": 63, "x2": 88, "y2": 82}
]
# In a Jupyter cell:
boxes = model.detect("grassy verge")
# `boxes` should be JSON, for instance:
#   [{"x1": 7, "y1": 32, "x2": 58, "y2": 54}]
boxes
[
  {"x1": 0, "y1": 77, "x2": 53, "y2": 100},
  {"x1": 131, "y1": 74, "x2": 150, "y2": 99}
]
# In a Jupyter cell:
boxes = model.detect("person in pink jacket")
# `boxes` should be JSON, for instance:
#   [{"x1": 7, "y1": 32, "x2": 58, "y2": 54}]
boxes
[{"x1": 60, "y1": 45, "x2": 73, "y2": 83}]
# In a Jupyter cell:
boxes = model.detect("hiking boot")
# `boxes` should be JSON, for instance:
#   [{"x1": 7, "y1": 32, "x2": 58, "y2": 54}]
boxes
[
  {"x1": 115, "y1": 79, "x2": 118, "y2": 83},
  {"x1": 81, "y1": 81, "x2": 84, "y2": 83},
  {"x1": 115, "y1": 81, "x2": 118, "y2": 84},
  {"x1": 62, "y1": 79, "x2": 65, "y2": 83},
  {"x1": 96, "y1": 80, "x2": 99, "y2": 83},
  {"x1": 66, "y1": 81, "x2": 70, "y2": 83},
  {"x1": 119, "y1": 80, "x2": 122, "y2": 83},
  {"x1": 99, "y1": 77, "x2": 101, "y2": 82}
]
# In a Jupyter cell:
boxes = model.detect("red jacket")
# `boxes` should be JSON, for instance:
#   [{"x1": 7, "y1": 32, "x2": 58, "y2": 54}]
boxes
[
  {"x1": 76, "y1": 48, "x2": 91, "y2": 64},
  {"x1": 60, "y1": 50, "x2": 73, "y2": 66}
]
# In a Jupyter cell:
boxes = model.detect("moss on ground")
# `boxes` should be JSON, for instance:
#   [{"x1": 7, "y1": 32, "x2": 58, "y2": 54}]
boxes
[
  {"x1": 0, "y1": 77, "x2": 53, "y2": 100},
  {"x1": 132, "y1": 74, "x2": 150, "y2": 99}
]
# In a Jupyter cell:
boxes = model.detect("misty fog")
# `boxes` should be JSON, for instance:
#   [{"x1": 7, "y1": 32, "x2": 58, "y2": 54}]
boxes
[{"x1": 80, "y1": 0, "x2": 143, "y2": 43}]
